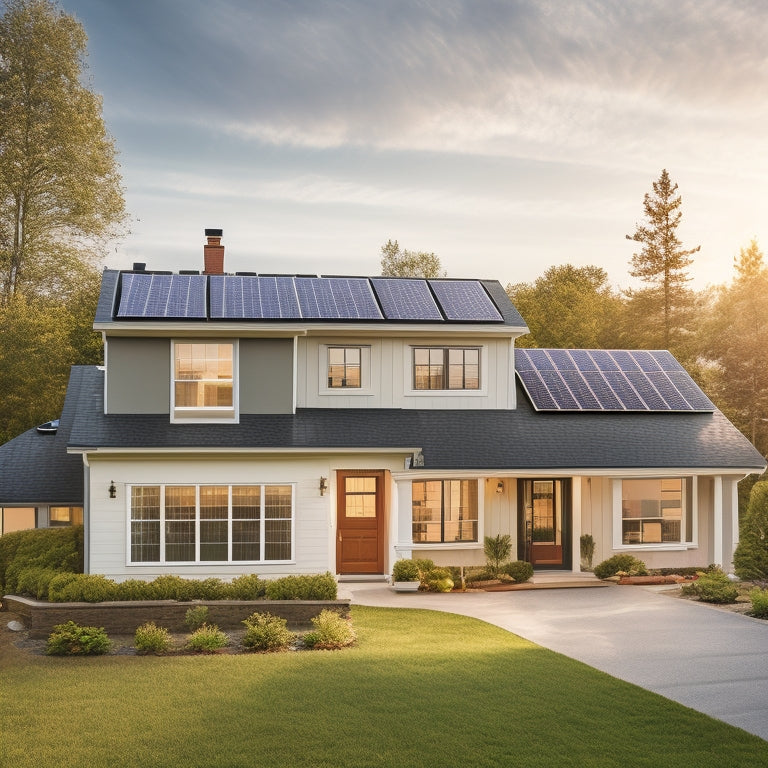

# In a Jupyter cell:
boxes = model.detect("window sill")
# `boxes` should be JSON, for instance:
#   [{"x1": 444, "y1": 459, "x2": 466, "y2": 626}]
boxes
[
  {"x1": 407, "y1": 542, "x2": 483, "y2": 550},
  {"x1": 614, "y1": 544, "x2": 696, "y2": 552}
]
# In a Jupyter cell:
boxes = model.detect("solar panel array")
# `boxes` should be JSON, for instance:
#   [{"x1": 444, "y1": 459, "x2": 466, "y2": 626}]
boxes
[
  {"x1": 516, "y1": 348, "x2": 715, "y2": 412},
  {"x1": 117, "y1": 273, "x2": 506, "y2": 323},
  {"x1": 117, "y1": 273, "x2": 207, "y2": 319}
]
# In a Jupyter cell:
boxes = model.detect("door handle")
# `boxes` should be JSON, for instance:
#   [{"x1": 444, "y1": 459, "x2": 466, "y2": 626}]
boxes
[{"x1": 338, "y1": 531, "x2": 342, "y2": 542}]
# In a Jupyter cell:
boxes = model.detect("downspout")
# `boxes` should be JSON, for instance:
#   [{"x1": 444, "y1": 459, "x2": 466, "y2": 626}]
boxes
[{"x1": 82, "y1": 453, "x2": 91, "y2": 574}]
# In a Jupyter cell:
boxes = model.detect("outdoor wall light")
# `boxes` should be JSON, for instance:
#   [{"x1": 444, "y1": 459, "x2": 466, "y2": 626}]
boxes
[
  {"x1": 496, "y1": 480, "x2": 504, "y2": 494},
  {"x1": 108, "y1": 481, "x2": 117, "y2": 499},
  {"x1": 319, "y1": 477, "x2": 328, "y2": 496}
]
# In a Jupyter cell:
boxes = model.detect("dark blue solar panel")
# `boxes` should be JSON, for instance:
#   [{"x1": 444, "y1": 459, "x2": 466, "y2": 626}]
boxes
[
  {"x1": 569, "y1": 349, "x2": 599, "y2": 372},
  {"x1": 612, "y1": 350, "x2": 641, "y2": 372},
  {"x1": 666, "y1": 371, "x2": 716, "y2": 410},
  {"x1": 516, "y1": 369, "x2": 559, "y2": 410},
  {"x1": 523, "y1": 348, "x2": 556, "y2": 371},
  {"x1": 117, "y1": 273, "x2": 207, "y2": 318},
  {"x1": 582, "y1": 371, "x2": 624, "y2": 409},
  {"x1": 601, "y1": 371, "x2": 646, "y2": 410},
  {"x1": 370, "y1": 278, "x2": 442, "y2": 320},
  {"x1": 209, "y1": 276, "x2": 301, "y2": 319},
  {"x1": 559, "y1": 369, "x2": 601, "y2": 409},
  {"x1": 539, "y1": 370, "x2": 580, "y2": 409},
  {"x1": 514, "y1": 349, "x2": 535, "y2": 372},
  {"x1": 429, "y1": 280, "x2": 502, "y2": 321},
  {"x1": 548, "y1": 349, "x2": 576, "y2": 370},
  {"x1": 646, "y1": 372, "x2": 690, "y2": 409},
  {"x1": 294, "y1": 278, "x2": 382, "y2": 319},
  {"x1": 624, "y1": 371, "x2": 668, "y2": 410},
  {"x1": 590, "y1": 349, "x2": 620, "y2": 372},
  {"x1": 631, "y1": 350, "x2": 663, "y2": 373},
  {"x1": 651, "y1": 350, "x2": 685, "y2": 372}
]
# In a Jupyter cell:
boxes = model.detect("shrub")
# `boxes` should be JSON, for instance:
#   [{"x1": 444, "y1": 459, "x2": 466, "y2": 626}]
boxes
[
  {"x1": 580, "y1": 534, "x2": 595, "y2": 569},
  {"x1": 264, "y1": 572, "x2": 337, "y2": 600},
  {"x1": 186, "y1": 624, "x2": 229, "y2": 652},
  {"x1": 14, "y1": 567, "x2": 60, "y2": 600},
  {"x1": 391, "y1": 559, "x2": 420, "y2": 582},
  {"x1": 748, "y1": 588, "x2": 768, "y2": 619},
  {"x1": 148, "y1": 574, "x2": 195, "y2": 601},
  {"x1": 680, "y1": 569, "x2": 738, "y2": 604},
  {"x1": 1, "y1": 525, "x2": 83, "y2": 593},
  {"x1": 186, "y1": 578, "x2": 225, "y2": 601},
  {"x1": 134, "y1": 622, "x2": 173, "y2": 654},
  {"x1": 734, "y1": 481, "x2": 768, "y2": 584},
  {"x1": 421, "y1": 566, "x2": 454, "y2": 592},
  {"x1": 413, "y1": 558, "x2": 435, "y2": 575},
  {"x1": 484, "y1": 534, "x2": 512, "y2": 577},
  {"x1": 47, "y1": 573, "x2": 119, "y2": 602},
  {"x1": 185, "y1": 605, "x2": 210, "y2": 630},
  {"x1": 464, "y1": 567, "x2": 496, "y2": 583},
  {"x1": 116, "y1": 579, "x2": 156, "y2": 601},
  {"x1": 302, "y1": 609, "x2": 355, "y2": 649},
  {"x1": 594, "y1": 554, "x2": 648, "y2": 579},
  {"x1": 242, "y1": 612, "x2": 295, "y2": 651},
  {"x1": 225, "y1": 573, "x2": 266, "y2": 600},
  {"x1": 502, "y1": 560, "x2": 534, "y2": 583},
  {"x1": 46, "y1": 620, "x2": 111, "y2": 656}
]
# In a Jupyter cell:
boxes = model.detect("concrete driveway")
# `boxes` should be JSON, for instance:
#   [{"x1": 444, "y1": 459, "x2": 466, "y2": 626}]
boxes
[{"x1": 339, "y1": 581, "x2": 768, "y2": 741}]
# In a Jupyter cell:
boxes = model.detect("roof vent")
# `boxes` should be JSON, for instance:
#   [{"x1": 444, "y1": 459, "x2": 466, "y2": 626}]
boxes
[{"x1": 204, "y1": 228, "x2": 224, "y2": 275}]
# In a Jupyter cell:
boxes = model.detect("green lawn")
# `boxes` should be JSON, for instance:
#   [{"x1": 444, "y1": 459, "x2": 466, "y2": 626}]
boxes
[{"x1": 2, "y1": 606, "x2": 765, "y2": 768}]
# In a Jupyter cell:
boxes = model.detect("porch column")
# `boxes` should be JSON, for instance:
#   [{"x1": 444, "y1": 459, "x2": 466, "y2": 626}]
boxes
[
  {"x1": 713, "y1": 475, "x2": 723, "y2": 567},
  {"x1": 571, "y1": 476, "x2": 582, "y2": 574},
  {"x1": 394, "y1": 478, "x2": 414, "y2": 561}
]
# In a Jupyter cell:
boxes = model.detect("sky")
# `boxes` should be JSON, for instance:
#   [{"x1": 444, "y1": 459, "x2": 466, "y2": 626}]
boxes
[{"x1": 61, "y1": 0, "x2": 768, "y2": 290}]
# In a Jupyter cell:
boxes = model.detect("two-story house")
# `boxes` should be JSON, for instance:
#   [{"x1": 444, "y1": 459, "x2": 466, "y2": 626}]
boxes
[{"x1": 1, "y1": 230, "x2": 765, "y2": 581}]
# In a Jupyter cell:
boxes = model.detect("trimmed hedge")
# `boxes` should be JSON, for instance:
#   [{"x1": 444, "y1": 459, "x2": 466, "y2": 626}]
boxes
[{"x1": 594, "y1": 554, "x2": 648, "y2": 579}]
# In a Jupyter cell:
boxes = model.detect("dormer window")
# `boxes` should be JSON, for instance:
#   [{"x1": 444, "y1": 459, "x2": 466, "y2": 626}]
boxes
[{"x1": 172, "y1": 341, "x2": 237, "y2": 422}]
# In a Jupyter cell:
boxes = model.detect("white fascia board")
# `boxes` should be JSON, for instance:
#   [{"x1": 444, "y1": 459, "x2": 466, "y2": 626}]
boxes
[
  {"x1": 391, "y1": 467, "x2": 764, "y2": 481},
  {"x1": 69, "y1": 446, "x2": 422, "y2": 457}
]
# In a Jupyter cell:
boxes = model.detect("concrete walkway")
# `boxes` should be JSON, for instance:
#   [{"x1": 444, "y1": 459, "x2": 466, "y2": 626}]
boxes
[{"x1": 338, "y1": 580, "x2": 768, "y2": 741}]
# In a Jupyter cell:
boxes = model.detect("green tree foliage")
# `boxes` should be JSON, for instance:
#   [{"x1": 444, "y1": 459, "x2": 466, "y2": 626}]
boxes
[
  {"x1": 506, "y1": 264, "x2": 623, "y2": 348},
  {"x1": 380, "y1": 238, "x2": 446, "y2": 278},
  {"x1": 625, "y1": 169, "x2": 700, "y2": 352},
  {"x1": 733, "y1": 481, "x2": 768, "y2": 583},
  {"x1": 700, "y1": 239, "x2": 768, "y2": 455}
]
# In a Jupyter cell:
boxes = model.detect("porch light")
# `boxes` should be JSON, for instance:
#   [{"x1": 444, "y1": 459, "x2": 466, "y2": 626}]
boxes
[
  {"x1": 496, "y1": 480, "x2": 504, "y2": 494},
  {"x1": 319, "y1": 477, "x2": 328, "y2": 496},
  {"x1": 108, "y1": 481, "x2": 117, "y2": 499}
]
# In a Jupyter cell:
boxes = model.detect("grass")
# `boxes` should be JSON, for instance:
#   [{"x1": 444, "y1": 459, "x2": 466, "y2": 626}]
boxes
[{"x1": 2, "y1": 606, "x2": 766, "y2": 767}]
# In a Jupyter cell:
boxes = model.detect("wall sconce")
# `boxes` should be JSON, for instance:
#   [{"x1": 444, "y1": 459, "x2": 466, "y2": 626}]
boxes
[
  {"x1": 319, "y1": 477, "x2": 327, "y2": 496},
  {"x1": 496, "y1": 480, "x2": 504, "y2": 495},
  {"x1": 108, "y1": 481, "x2": 117, "y2": 499}
]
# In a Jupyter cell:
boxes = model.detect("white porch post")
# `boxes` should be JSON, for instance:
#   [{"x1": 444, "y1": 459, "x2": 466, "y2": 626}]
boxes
[
  {"x1": 713, "y1": 475, "x2": 724, "y2": 567},
  {"x1": 394, "y1": 478, "x2": 414, "y2": 561},
  {"x1": 571, "y1": 476, "x2": 582, "y2": 574}
]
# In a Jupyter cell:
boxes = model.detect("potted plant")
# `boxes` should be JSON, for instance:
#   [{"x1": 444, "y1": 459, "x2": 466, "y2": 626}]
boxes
[{"x1": 391, "y1": 559, "x2": 421, "y2": 591}]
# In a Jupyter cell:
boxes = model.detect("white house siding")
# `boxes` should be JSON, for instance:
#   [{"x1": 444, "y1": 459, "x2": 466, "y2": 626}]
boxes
[
  {"x1": 296, "y1": 336, "x2": 514, "y2": 410},
  {"x1": 86, "y1": 452, "x2": 406, "y2": 582}
]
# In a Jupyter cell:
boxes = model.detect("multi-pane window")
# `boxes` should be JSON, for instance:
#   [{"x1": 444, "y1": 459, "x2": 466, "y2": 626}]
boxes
[
  {"x1": 173, "y1": 342, "x2": 234, "y2": 418},
  {"x1": 412, "y1": 479, "x2": 478, "y2": 543},
  {"x1": 621, "y1": 478, "x2": 692, "y2": 545},
  {"x1": 413, "y1": 347, "x2": 480, "y2": 390},
  {"x1": 327, "y1": 347, "x2": 361, "y2": 388},
  {"x1": 129, "y1": 484, "x2": 293, "y2": 563}
]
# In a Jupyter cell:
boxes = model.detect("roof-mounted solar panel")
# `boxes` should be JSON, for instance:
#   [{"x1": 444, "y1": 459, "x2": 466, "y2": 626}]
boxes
[
  {"x1": 371, "y1": 278, "x2": 443, "y2": 321},
  {"x1": 429, "y1": 280, "x2": 503, "y2": 321},
  {"x1": 117, "y1": 273, "x2": 207, "y2": 319},
  {"x1": 209, "y1": 275, "x2": 301, "y2": 319},
  {"x1": 516, "y1": 349, "x2": 715, "y2": 412},
  {"x1": 294, "y1": 277, "x2": 382, "y2": 319}
]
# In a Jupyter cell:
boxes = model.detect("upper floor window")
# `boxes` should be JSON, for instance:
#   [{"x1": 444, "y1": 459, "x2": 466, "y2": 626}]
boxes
[
  {"x1": 172, "y1": 341, "x2": 237, "y2": 422},
  {"x1": 328, "y1": 346, "x2": 361, "y2": 388},
  {"x1": 618, "y1": 477, "x2": 693, "y2": 546},
  {"x1": 413, "y1": 347, "x2": 480, "y2": 390}
]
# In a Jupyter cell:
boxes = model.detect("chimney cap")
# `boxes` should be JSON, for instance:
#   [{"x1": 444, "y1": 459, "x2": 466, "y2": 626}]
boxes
[{"x1": 205, "y1": 228, "x2": 223, "y2": 237}]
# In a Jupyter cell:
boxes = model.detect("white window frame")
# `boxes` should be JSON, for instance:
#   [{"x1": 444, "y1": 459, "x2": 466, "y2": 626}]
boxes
[
  {"x1": 405, "y1": 344, "x2": 488, "y2": 397},
  {"x1": 411, "y1": 478, "x2": 480, "y2": 544},
  {"x1": 319, "y1": 343, "x2": 372, "y2": 396},
  {"x1": 171, "y1": 340, "x2": 238, "y2": 423},
  {"x1": 126, "y1": 483, "x2": 295, "y2": 566},
  {"x1": 612, "y1": 476, "x2": 697, "y2": 551}
]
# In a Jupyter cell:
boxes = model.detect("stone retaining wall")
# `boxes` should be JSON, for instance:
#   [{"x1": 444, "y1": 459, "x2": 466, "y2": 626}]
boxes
[{"x1": 2, "y1": 595, "x2": 351, "y2": 639}]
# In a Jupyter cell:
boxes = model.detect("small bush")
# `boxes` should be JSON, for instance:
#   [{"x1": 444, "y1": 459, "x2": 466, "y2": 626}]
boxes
[
  {"x1": 186, "y1": 624, "x2": 229, "y2": 652},
  {"x1": 734, "y1": 481, "x2": 768, "y2": 583},
  {"x1": 187, "y1": 578, "x2": 225, "y2": 601},
  {"x1": 413, "y1": 558, "x2": 435, "y2": 575},
  {"x1": 594, "y1": 554, "x2": 648, "y2": 579},
  {"x1": 149, "y1": 574, "x2": 196, "y2": 601},
  {"x1": 225, "y1": 574, "x2": 266, "y2": 600},
  {"x1": 14, "y1": 567, "x2": 61, "y2": 600},
  {"x1": 421, "y1": 566, "x2": 454, "y2": 593},
  {"x1": 302, "y1": 609, "x2": 355, "y2": 649},
  {"x1": 748, "y1": 588, "x2": 768, "y2": 619},
  {"x1": 116, "y1": 579, "x2": 157, "y2": 601},
  {"x1": 392, "y1": 559, "x2": 420, "y2": 582},
  {"x1": 680, "y1": 569, "x2": 738, "y2": 604},
  {"x1": 484, "y1": 534, "x2": 512, "y2": 577},
  {"x1": 134, "y1": 622, "x2": 173, "y2": 654},
  {"x1": 185, "y1": 605, "x2": 210, "y2": 630},
  {"x1": 580, "y1": 534, "x2": 595, "y2": 569},
  {"x1": 242, "y1": 612, "x2": 295, "y2": 651},
  {"x1": 47, "y1": 573, "x2": 119, "y2": 602},
  {"x1": 46, "y1": 620, "x2": 111, "y2": 656},
  {"x1": 264, "y1": 572, "x2": 337, "y2": 600},
  {"x1": 502, "y1": 560, "x2": 534, "y2": 583}
]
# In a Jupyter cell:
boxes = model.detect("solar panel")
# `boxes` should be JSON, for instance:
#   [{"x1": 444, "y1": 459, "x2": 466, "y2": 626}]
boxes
[
  {"x1": 370, "y1": 278, "x2": 443, "y2": 320},
  {"x1": 294, "y1": 278, "x2": 382, "y2": 319},
  {"x1": 209, "y1": 276, "x2": 302, "y2": 319},
  {"x1": 429, "y1": 280, "x2": 503, "y2": 321},
  {"x1": 117, "y1": 273, "x2": 207, "y2": 319},
  {"x1": 515, "y1": 349, "x2": 715, "y2": 412}
]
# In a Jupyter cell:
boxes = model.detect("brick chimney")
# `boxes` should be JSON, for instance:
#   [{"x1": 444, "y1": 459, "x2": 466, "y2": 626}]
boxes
[{"x1": 203, "y1": 228, "x2": 224, "y2": 274}]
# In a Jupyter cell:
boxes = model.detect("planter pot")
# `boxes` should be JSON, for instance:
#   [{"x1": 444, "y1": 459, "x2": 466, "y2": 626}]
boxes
[{"x1": 392, "y1": 581, "x2": 420, "y2": 592}]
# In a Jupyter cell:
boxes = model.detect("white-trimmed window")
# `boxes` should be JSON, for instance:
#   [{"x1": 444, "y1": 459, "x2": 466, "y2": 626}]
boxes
[
  {"x1": 412, "y1": 347, "x2": 480, "y2": 390},
  {"x1": 172, "y1": 341, "x2": 237, "y2": 422},
  {"x1": 614, "y1": 478, "x2": 694, "y2": 548},
  {"x1": 320, "y1": 344, "x2": 371, "y2": 394},
  {"x1": 129, "y1": 484, "x2": 293, "y2": 564},
  {"x1": 412, "y1": 479, "x2": 478, "y2": 543}
]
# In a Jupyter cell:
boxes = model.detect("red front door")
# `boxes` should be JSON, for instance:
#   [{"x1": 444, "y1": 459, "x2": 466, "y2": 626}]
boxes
[{"x1": 336, "y1": 470, "x2": 385, "y2": 574}]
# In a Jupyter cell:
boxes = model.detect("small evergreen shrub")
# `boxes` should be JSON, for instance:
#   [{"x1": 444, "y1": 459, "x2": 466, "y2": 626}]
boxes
[
  {"x1": 47, "y1": 573, "x2": 119, "y2": 602},
  {"x1": 391, "y1": 559, "x2": 420, "y2": 582},
  {"x1": 484, "y1": 534, "x2": 512, "y2": 577},
  {"x1": 225, "y1": 573, "x2": 266, "y2": 600},
  {"x1": 748, "y1": 588, "x2": 768, "y2": 619},
  {"x1": 502, "y1": 560, "x2": 534, "y2": 583},
  {"x1": 134, "y1": 622, "x2": 173, "y2": 654},
  {"x1": 148, "y1": 574, "x2": 196, "y2": 601},
  {"x1": 734, "y1": 481, "x2": 768, "y2": 584},
  {"x1": 46, "y1": 620, "x2": 111, "y2": 656},
  {"x1": 464, "y1": 567, "x2": 496, "y2": 583},
  {"x1": 242, "y1": 612, "x2": 295, "y2": 651},
  {"x1": 580, "y1": 534, "x2": 595, "y2": 569},
  {"x1": 680, "y1": 569, "x2": 738, "y2": 604},
  {"x1": 421, "y1": 566, "x2": 454, "y2": 592},
  {"x1": 594, "y1": 554, "x2": 648, "y2": 579},
  {"x1": 185, "y1": 605, "x2": 210, "y2": 631},
  {"x1": 14, "y1": 567, "x2": 60, "y2": 600},
  {"x1": 116, "y1": 579, "x2": 156, "y2": 601},
  {"x1": 302, "y1": 609, "x2": 355, "y2": 649},
  {"x1": 186, "y1": 624, "x2": 229, "y2": 652},
  {"x1": 264, "y1": 572, "x2": 337, "y2": 600},
  {"x1": 186, "y1": 578, "x2": 225, "y2": 601},
  {"x1": 413, "y1": 558, "x2": 435, "y2": 575}
]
